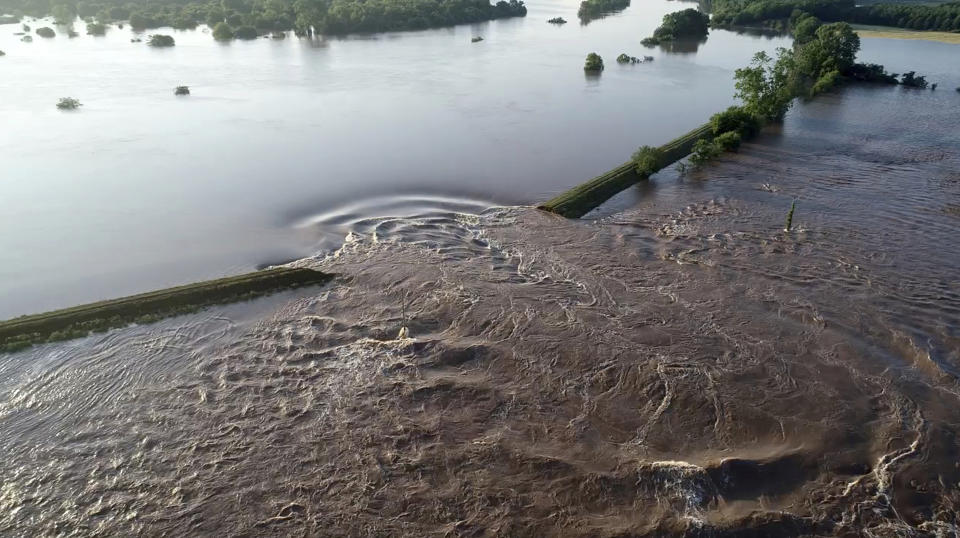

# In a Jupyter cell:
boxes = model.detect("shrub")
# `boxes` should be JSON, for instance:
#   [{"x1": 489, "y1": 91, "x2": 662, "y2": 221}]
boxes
[
  {"x1": 715, "y1": 131, "x2": 742, "y2": 151},
  {"x1": 0, "y1": 50, "x2": 5, "y2": 56},
  {"x1": 21, "y1": 35, "x2": 32, "y2": 42},
  {"x1": 632, "y1": 146, "x2": 664, "y2": 176},
  {"x1": 548, "y1": 17, "x2": 567, "y2": 24},
  {"x1": 710, "y1": 106, "x2": 761, "y2": 138},
  {"x1": 86, "y1": 21, "x2": 106, "y2": 35},
  {"x1": 810, "y1": 69, "x2": 840, "y2": 95},
  {"x1": 584, "y1": 52, "x2": 604, "y2": 72},
  {"x1": 174, "y1": 85, "x2": 190, "y2": 95},
  {"x1": 213, "y1": 22, "x2": 234, "y2": 40},
  {"x1": 36, "y1": 26, "x2": 55, "y2": 37},
  {"x1": 690, "y1": 138, "x2": 722, "y2": 165},
  {"x1": 147, "y1": 34, "x2": 175, "y2": 47},
  {"x1": 56, "y1": 97, "x2": 82, "y2": 110},
  {"x1": 900, "y1": 71, "x2": 928, "y2": 89},
  {"x1": 233, "y1": 25, "x2": 258, "y2": 39}
]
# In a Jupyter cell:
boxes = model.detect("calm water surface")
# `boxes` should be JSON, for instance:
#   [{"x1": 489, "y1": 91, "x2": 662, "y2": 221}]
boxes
[{"x1": 3, "y1": 0, "x2": 796, "y2": 317}]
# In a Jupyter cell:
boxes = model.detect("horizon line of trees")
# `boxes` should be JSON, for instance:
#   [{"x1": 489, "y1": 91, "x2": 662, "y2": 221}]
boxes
[
  {"x1": 0, "y1": 0, "x2": 527, "y2": 36},
  {"x1": 709, "y1": 0, "x2": 960, "y2": 33}
]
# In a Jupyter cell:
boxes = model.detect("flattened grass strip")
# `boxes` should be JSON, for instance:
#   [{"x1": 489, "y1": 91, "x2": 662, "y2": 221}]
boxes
[
  {"x1": 0, "y1": 267, "x2": 333, "y2": 353},
  {"x1": 539, "y1": 123, "x2": 713, "y2": 218}
]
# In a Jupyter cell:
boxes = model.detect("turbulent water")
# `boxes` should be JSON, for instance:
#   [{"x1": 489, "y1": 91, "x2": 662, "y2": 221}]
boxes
[{"x1": 2, "y1": 85, "x2": 958, "y2": 536}]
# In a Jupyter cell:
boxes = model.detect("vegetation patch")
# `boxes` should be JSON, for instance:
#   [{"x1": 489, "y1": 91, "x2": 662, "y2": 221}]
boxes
[
  {"x1": 35, "y1": 26, "x2": 55, "y2": 37},
  {"x1": 175, "y1": 85, "x2": 190, "y2": 95},
  {"x1": 578, "y1": 0, "x2": 630, "y2": 21},
  {"x1": 548, "y1": 17, "x2": 567, "y2": 24},
  {"x1": 584, "y1": 52, "x2": 604, "y2": 72},
  {"x1": 641, "y1": 9, "x2": 709, "y2": 46},
  {"x1": 212, "y1": 21, "x2": 234, "y2": 40},
  {"x1": 147, "y1": 34, "x2": 175, "y2": 47},
  {"x1": 710, "y1": 0, "x2": 960, "y2": 34},
  {"x1": 234, "y1": 25, "x2": 258, "y2": 39},
  {"x1": 56, "y1": 97, "x2": 82, "y2": 109},
  {"x1": 0, "y1": 15, "x2": 20, "y2": 24},
  {"x1": 0, "y1": 268, "x2": 333, "y2": 354},
  {"x1": 86, "y1": 21, "x2": 106, "y2": 35}
]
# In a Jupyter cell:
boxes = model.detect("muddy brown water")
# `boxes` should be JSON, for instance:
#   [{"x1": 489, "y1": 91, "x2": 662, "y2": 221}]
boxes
[{"x1": 1, "y1": 85, "x2": 959, "y2": 536}]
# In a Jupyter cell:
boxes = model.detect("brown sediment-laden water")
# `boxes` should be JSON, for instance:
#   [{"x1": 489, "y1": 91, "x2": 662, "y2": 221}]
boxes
[{"x1": 1, "y1": 87, "x2": 959, "y2": 536}]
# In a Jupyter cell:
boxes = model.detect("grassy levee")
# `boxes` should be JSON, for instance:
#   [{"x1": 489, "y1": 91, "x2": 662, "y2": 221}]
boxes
[
  {"x1": 0, "y1": 267, "x2": 333, "y2": 353},
  {"x1": 539, "y1": 123, "x2": 713, "y2": 218}
]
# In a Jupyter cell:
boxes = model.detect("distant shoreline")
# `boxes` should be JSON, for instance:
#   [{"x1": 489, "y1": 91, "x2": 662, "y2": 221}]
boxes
[{"x1": 854, "y1": 24, "x2": 960, "y2": 44}]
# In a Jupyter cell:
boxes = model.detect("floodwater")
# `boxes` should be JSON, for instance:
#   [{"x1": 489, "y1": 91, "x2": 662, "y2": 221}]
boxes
[
  {"x1": 2, "y1": 0, "x2": 798, "y2": 317},
  {"x1": 2, "y1": 62, "x2": 960, "y2": 536},
  {"x1": 3, "y1": 1, "x2": 960, "y2": 535}
]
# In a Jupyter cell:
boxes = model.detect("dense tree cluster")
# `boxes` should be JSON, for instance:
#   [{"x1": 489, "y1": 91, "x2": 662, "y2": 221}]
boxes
[
  {"x1": 641, "y1": 8, "x2": 709, "y2": 45},
  {"x1": 583, "y1": 52, "x2": 604, "y2": 71},
  {"x1": 0, "y1": 0, "x2": 527, "y2": 36},
  {"x1": 147, "y1": 33, "x2": 175, "y2": 46},
  {"x1": 710, "y1": 0, "x2": 960, "y2": 33},
  {"x1": 850, "y1": 2, "x2": 960, "y2": 32},
  {"x1": 577, "y1": 0, "x2": 630, "y2": 21}
]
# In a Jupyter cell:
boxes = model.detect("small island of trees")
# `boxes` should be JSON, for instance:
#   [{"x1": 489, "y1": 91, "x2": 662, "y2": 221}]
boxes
[
  {"x1": 35, "y1": 26, "x2": 55, "y2": 37},
  {"x1": 584, "y1": 52, "x2": 604, "y2": 72},
  {"x1": 641, "y1": 9, "x2": 709, "y2": 46},
  {"x1": 578, "y1": 0, "x2": 630, "y2": 21},
  {"x1": 175, "y1": 85, "x2": 190, "y2": 95},
  {"x1": 147, "y1": 34, "x2": 175, "y2": 47},
  {"x1": 56, "y1": 97, "x2": 82, "y2": 110}
]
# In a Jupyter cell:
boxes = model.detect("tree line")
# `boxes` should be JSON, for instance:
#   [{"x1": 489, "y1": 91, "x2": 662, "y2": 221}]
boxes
[
  {"x1": 0, "y1": 0, "x2": 527, "y2": 36},
  {"x1": 710, "y1": 0, "x2": 960, "y2": 33}
]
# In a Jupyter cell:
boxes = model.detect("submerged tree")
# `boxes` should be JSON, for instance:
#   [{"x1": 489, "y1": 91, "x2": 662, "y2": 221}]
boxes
[
  {"x1": 212, "y1": 21, "x2": 234, "y2": 40},
  {"x1": 147, "y1": 34, "x2": 175, "y2": 47},
  {"x1": 584, "y1": 52, "x2": 604, "y2": 72},
  {"x1": 86, "y1": 21, "x2": 106, "y2": 35},
  {"x1": 174, "y1": 85, "x2": 190, "y2": 95},
  {"x1": 35, "y1": 26, "x2": 55, "y2": 37},
  {"x1": 56, "y1": 97, "x2": 82, "y2": 110}
]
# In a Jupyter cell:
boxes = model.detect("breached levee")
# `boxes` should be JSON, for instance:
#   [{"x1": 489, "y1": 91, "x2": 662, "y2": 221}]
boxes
[
  {"x1": 539, "y1": 123, "x2": 713, "y2": 218},
  {"x1": 0, "y1": 267, "x2": 333, "y2": 352}
]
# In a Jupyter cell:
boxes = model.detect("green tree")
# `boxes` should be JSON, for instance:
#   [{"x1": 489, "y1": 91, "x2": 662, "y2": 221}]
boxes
[
  {"x1": 147, "y1": 34, "x2": 176, "y2": 46},
  {"x1": 584, "y1": 52, "x2": 604, "y2": 72},
  {"x1": 213, "y1": 21, "x2": 235, "y2": 39},
  {"x1": 734, "y1": 49, "x2": 797, "y2": 121},
  {"x1": 51, "y1": 4, "x2": 74, "y2": 24}
]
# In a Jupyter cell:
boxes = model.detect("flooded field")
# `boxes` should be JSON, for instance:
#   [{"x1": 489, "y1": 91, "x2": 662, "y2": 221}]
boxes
[{"x1": 2, "y1": 83, "x2": 958, "y2": 535}]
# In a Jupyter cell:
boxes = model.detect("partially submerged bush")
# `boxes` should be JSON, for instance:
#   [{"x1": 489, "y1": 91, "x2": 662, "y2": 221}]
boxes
[
  {"x1": 632, "y1": 146, "x2": 664, "y2": 176},
  {"x1": 690, "y1": 138, "x2": 723, "y2": 165},
  {"x1": 56, "y1": 97, "x2": 82, "y2": 110},
  {"x1": 21, "y1": 34, "x2": 32, "y2": 42},
  {"x1": 35, "y1": 26, "x2": 55, "y2": 37},
  {"x1": 212, "y1": 21, "x2": 234, "y2": 40},
  {"x1": 709, "y1": 106, "x2": 761, "y2": 138},
  {"x1": 233, "y1": 25, "x2": 258, "y2": 39},
  {"x1": 0, "y1": 50, "x2": 5, "y2": 56},
  {"x1": 617, "y1": 53, "x2": 639, "y2": 64},
  {"x1": 847, "y1": 63, "x2": 897, "y2": 84},
  {"x1": 147, "y1": 34, "x2": 175, "y2": 47},
  {"x1": 86, "y1": 21, "x2": 106, "y2": 35},
  {"x1": 548, "y1": 16, "x2": 567, "y2": 24},
  {"x1": 714, "y1": 131, "x2": 742, "y2": 151},
  {"x1": 174, "y1": 85, "x2": 190, "y2": 95},
  {"x1": 810, "y1": 69, "x2": 840, "y2": 96},
  {"x1": 900, "y1": 71, "x2": 928, "y2": 89},
  {"x1": 584, "y1": 52, "x2": 604, "y2": 72}
]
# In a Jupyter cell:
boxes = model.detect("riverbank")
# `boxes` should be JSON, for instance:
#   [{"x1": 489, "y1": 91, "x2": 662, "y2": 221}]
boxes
[{"x1": 854, "y1": 24, "x2": 960, "y2": 44}]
